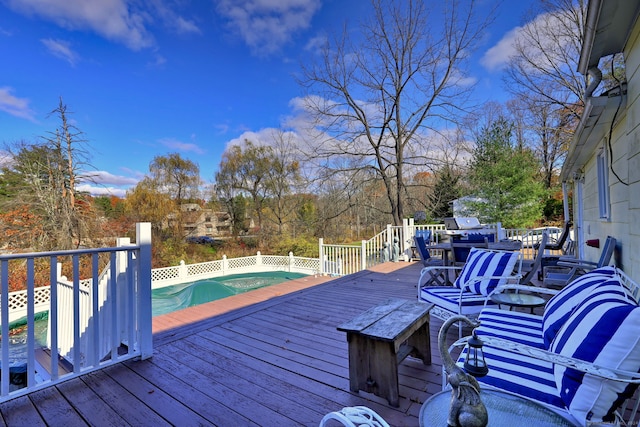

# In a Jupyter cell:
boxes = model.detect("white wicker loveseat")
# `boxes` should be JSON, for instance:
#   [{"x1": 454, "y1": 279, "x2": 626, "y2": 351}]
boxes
[{"x1": 453, "y1": 266, "x2": 640, "y2": 426}]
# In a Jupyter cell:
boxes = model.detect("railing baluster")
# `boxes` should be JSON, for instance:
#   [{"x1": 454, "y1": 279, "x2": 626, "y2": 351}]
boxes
[
  {"x1": 91, "y1": 253, "x2": 100, "y2": 368},
  {"x1": 49, "y1": 256, "x2": 59, "y2": 380},
  {"x1": 127, "y1": 251, "x2": 135, "y2": 355},
  {"x1": 26, "y1": 258, "x2": 35, "y2": 387},
  {"x1": 110, "y1": 251, "x2": 118, "y2": 361},
  {"x1": 72, "y1": 255, "x2": 81, "y2": 373}
]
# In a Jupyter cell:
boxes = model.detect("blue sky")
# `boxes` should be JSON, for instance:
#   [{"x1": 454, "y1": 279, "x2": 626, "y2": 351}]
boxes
[{"x1": 0, "y1": 0, "x2": 536, "y2": 197}]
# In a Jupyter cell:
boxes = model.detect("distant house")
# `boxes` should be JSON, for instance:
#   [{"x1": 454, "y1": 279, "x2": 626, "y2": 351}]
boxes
[
  {"x1": 562, "y1": 0, "x2": 640, "y2": 281},
  {"x1": 177, "y1": 203, "x2": 232, "y2": 238}
]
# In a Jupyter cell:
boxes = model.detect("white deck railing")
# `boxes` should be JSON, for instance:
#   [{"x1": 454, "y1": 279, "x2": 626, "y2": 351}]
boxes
[
  {"x1": 318, "y1": 220, "x2": 450, "y2": 276},
  {"x1": 0, "y1": 223, "x2": 152, "y2": 403},
  {"x1": 317, "y1": 220, "x2": 544, "y2": 276}
]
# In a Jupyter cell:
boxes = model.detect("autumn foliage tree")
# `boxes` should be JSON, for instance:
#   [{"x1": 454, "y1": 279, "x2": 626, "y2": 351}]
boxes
[{"x1": 0, "y1": 98, "x2": 95, "y2": 251}]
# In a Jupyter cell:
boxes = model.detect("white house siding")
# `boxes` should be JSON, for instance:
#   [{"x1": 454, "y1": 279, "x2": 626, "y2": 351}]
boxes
[
  {"x1": 623, "y1": 20, "x2": 640, "y2": 281},
  {"x1": 573, "y1": 19, "x2": 640, "y2": 280}
]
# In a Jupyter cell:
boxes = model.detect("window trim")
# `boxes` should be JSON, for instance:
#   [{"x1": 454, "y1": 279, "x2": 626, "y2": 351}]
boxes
[{"x1": 596, "y1": 145, "x2": 610, "y2": 220}]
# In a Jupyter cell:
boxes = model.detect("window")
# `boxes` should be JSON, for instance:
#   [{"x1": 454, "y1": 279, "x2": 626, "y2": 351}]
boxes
[{"x1": 596, "y1": 146, "x2": 610, "y2": 219}]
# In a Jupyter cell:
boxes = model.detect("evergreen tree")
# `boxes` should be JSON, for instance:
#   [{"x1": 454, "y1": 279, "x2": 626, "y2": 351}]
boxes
[
  {"x1": 465, "y1": 117, "x2": 546, "y2": 228},
  {"x1": 428, "y1": 165, "x2": 460, "y2": 220}
]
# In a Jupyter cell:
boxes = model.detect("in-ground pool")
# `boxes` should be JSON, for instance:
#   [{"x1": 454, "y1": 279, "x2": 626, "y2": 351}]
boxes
[
  {"x1": 152, "y1": 271, "x2": 308, "y2": 316},
  {"x1": 2, "y1": 271, "x2": 308, "y2": 366}
]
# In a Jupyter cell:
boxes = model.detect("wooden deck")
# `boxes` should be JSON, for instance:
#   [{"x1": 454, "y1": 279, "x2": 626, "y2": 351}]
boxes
[{"x1": 0, "y1": 262, "x2": 451, "y2": 427}]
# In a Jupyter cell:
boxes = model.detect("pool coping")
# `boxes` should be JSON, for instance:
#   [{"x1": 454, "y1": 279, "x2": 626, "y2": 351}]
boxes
[{"x1": 151, "y1": 273, "x2": 336, "y2": 334}]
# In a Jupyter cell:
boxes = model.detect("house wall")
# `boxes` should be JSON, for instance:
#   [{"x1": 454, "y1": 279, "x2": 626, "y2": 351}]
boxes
[
  {"x1": 577, "y1": 20, "x2": 640, "y2": 281},
  {"x1": 621, "y1": 20, "x2": 640, "y2": 281}
]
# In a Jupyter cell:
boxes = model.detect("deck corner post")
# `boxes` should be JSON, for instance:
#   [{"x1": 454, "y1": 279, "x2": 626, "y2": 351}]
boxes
[
  {"x1": 319, "y1": 238, "x2": 325, "y2": 275},
  {"x1": 136, "y1": 222, "x2": 153, "y2": 359}
]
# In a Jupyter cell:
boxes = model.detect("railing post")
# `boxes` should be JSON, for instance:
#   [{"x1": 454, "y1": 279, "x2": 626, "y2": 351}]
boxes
[
  {"x1": 222, "y1": 255, "x2": 228, "y2": 275},
  {"x1": 178, "y1": 260, "x2": 187, "y2": 279},
  {"x1": 496, "y1": 222, "x2": 504, "y2": 241},
  {"x1": 136, "y1": 222, "x2": 153, "y2": 360},
  {"x1": 319, "y1": 238, "x2": 325, "y2": 275},
  {"x1": 361, "y1": 240, "x2": 367, "y2": 271},
  {"x1": 116, "y1": 237, "x2": 131, "y2": 352},
  {"x1": 256, "y1": 251, "x2": 262, "y2": 266},
  {"x1": 289, "y1": 252, "x2": 294, "y2": 272},
  {"x1": 402, "y1": 218, "x2": 412, "y2": 261}
]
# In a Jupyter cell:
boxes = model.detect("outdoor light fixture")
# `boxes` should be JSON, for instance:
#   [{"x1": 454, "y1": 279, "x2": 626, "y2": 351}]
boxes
[
  {"x1": 463, "y1": 330, "x2": 488, "y2": 378},
  {"x1": 438, "y1": 315, "x2": 489, "y2": 427}
]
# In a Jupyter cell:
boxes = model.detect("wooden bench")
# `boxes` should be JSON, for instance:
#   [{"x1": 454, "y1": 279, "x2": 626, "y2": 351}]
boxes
[{"x1": 337, "y1": 298, "x2": 433, "y2": 407}]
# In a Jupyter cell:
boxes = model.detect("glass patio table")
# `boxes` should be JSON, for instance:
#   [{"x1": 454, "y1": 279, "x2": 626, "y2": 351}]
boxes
[
  {"x1": 419, "y1": 388, "x2": 579, "y2": 426},
  {"x1": 490, "y1": 292, "x2": 546, "y2": 313}
]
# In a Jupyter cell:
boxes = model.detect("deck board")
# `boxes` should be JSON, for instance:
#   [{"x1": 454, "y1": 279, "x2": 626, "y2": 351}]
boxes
[{"x1": 0, "y1": 261, "x2": 457, "y2": 426}]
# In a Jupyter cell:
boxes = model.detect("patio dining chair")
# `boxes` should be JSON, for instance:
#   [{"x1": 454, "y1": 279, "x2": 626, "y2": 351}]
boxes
[
  {"x1": 418, "y1": 247, "x2": 522, "y2": 336},
  {"x1": 536, "y1": 221, "x2": 574, "y2": 280},
  {"x1": 486, "y1": 232, "x2": 549, "y2": 309},
  {"x1": 518, "y1": 230, "x2": 549, "y2": 287},
  {"x1": 450, "y1": 237, "x2": 490, "y2": 267},
  {"x1": 414, "y1": 234, "x2": 443, "y2": 267},
  {"x1": 543, "y1": 236, "x2": 616, "y2": 288}
]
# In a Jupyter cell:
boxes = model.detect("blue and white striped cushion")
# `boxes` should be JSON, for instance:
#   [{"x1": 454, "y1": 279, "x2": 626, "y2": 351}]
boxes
[
  {"x1": 453, "y1": 248, "x2": 519, "y2": 296},
  {"x1": 419, "y1": 286, "x2": 497, "y2": 316},
  {"x1": 457, "y1": 344, "x2": 564, "y2": 409},
  {"x1": 477, "y1": 309, "x2": 545, "y2": 348},
  {"x1": 550, "y1": 284, "x2": 640, "y2": 425},
  {"x1": 542, "y1": 267, "x2": 618, "y2": 348}
]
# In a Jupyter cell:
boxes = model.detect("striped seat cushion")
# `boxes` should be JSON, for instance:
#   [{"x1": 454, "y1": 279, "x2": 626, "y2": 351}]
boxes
[
  {"x1": 453, "y1": 248, "x2": 519, "y2": 296},
  {"x1": 457, "y1": 344, "x2": 564, "y2": 409},
  {"x1": 476, "y1": 309, "x2": 545, "y2": 348},
  {"x1": 551, "y1": 283, "x2": 640, "y2": 425},
  {"x1": 542, "y1": 267, "x2": 619, "y2": 348},
  {"x1": 419, "y1": 286, "x2": 497, "y2": 317}
]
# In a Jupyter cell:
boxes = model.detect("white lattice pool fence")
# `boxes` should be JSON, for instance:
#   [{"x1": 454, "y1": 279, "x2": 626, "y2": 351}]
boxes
[
  {"x1": 151, "y1": 252, "x2": 321, "y2": 288},
  {"x1": 4, "y1": 253, "x2": 321, "y2": 321}
]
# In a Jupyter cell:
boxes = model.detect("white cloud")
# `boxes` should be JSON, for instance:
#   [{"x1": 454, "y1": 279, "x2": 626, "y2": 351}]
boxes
[
  {"x1": 148, "y1": 53, "x2": 167, "y2": 67},
  {"x1": 158, "y1": 137, "x2": 205, "y2": 154},
  {"x1": 76, "y1": 183, "x2": 127, "y2": 197},
  {"x1": 0, "y1": 87, "x2": 36, "y2": 120},
  {"x1": 5, "y1": 0, "x2": 154, "y2": 50},
  {"x1": 216, "y1": 0, "x2": 321, "y2": 56},
  {"x1": 0, "y1": 150, "x2": 14, "y2": 167},
  {"x1": 304, "y1": 34, "x2": 327, "y2": 55},
  {"x1": 482, "y1": 8, "x2": 576, "y2": 73},
  {"x1": 41, "y1": 38, "x2": 79, "y2": 65},
  {"x1": 173, "y1": 16, "x2": 201, "y2": 35},
  {"x1": 481, "y1": 26, "x2": 523, "y2": 71},
  {"x1": 450, "y1": 69, "x2": 477, "y2": 87},
  {"x1": 85, "y1": 170, "x2": 139, "y2": 186},
  {"x1": 77, "y1": 170, "x2": 140, "y2": 197}
]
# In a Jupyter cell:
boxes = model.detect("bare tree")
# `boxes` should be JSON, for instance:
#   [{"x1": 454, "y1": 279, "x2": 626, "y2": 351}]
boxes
[
  {"x1": 501, "y1": 0, "x2": 588, "y2": 180},
  {"x1": 504, "y1": 0, "x2": 587, "y2": 116},
  {"x1": 298, "y1": 0, "x2": 494, "y2": 225},
  {"x1": 0, "y1": 98, "x2": 95, "y2": 250},
  {"x1": 262, "y1": 130, "x2": 302, "y2": 236},
  {"x1": 507, "y1": 96, "x2": 575, "y2": 188}
]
